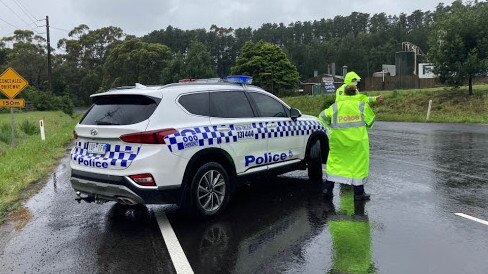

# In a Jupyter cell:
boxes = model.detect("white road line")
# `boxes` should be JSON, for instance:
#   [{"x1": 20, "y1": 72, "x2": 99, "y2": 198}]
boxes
[
  {"x1": 155, "y1": 211, "x2": 194, "y2": 274},
  {"x1": 455, "y1": 213, "x2": 488, "y2": 226}
]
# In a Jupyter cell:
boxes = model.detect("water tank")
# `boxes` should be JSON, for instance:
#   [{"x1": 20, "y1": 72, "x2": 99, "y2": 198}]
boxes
[{"x1": 395, "y1": 51, "x2": 415, "y2": 76}]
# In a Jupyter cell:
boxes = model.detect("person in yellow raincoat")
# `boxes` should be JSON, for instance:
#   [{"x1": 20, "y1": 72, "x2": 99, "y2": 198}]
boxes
[
  {"x1": 336, "y1": 71, "x2": 383, "y2": 105},
  {"x1": 318, "y1": 84, "x2": 375, "y2": 200}
]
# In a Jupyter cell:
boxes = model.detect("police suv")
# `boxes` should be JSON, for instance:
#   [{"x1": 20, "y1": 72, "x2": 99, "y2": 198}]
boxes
[{"x1": 70, "y1": 76, "x2": 328, "y2": 217}]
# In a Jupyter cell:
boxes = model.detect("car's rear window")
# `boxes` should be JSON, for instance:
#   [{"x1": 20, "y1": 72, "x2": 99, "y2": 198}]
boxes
[
  {"x1": 178, "y1": 92, "x2": 209, "y2": 116},
  {"x1": 80, "y1": 95, "x2": 159, "y2": 125}
]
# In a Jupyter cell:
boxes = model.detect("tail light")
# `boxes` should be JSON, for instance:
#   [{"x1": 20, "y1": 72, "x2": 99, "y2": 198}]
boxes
[
  {"x1": 120, "y1": 128, "x2": 176, "y2": 144},
  {"x1": 129, "y1": 173, "x2": 156, "y2": 187}
]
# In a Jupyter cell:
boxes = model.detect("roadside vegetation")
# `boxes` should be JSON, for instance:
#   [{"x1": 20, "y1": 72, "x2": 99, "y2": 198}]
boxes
[
  {"x1": 0, "y1": 111, "x2": 79, "y2": 223},
  {"x1": 283, "y1": 85, "x2": 488, "y2": 123}
]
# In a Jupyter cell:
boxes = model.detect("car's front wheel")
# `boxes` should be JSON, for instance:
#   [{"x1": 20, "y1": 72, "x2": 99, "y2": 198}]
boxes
[
  {"x1": 307, "y1": 139, "x2": 323, "y2": 182},
  {"x1": 189, "y1": 162, "x2": 230, "y2": 218}
]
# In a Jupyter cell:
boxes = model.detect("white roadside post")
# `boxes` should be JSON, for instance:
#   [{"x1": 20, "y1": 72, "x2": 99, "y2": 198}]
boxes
[
  {"x1": 39, "y1": 120, "x2": 46, "y2": 141},
  {"x1": 426, "y1": 100, "x2": 432, "y2": 121}
]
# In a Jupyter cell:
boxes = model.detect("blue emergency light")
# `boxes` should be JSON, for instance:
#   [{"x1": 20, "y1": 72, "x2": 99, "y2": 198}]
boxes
[{"x1": 223, "y1": 75, "x2": 253, "y2": 85}]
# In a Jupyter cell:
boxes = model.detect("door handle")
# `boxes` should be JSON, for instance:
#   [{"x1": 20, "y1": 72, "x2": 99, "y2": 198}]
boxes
[{"x1": 217, "y1": 126, "x2": 230, "y2": 132}]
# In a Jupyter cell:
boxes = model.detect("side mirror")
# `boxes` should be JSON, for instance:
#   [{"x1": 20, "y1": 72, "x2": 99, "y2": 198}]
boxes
[{"x1": 290, "y1": 108, "x2": 301, "y2": 121}]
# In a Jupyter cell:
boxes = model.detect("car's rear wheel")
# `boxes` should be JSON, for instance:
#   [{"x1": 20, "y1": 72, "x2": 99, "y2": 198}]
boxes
[
  {"x1": 189, "y1": 162, "x2": 230, "y2": 218},
  {"x1": 307, "y1": 139, "x2": 323, "y2": 182}
]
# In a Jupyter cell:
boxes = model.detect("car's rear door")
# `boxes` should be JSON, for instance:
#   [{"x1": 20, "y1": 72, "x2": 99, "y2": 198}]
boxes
[{"x1": 209, "y1": 90, "x2": 268, "y2": 174}]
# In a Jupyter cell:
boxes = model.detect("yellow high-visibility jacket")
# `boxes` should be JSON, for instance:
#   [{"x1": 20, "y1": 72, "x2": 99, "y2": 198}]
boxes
[{"x1": 318, "y1": 95, "x2": 375, "y2": 185}]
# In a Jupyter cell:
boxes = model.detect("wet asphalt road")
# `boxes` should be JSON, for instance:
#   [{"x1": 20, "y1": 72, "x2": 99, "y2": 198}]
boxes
[{"x1": 1, "y1": 121, "x2": 488, "y2": 274}]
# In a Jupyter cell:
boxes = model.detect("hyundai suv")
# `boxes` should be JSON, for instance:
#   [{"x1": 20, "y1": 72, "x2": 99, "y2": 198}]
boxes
[{"x1": 70, "y1": 76, "x2": 328, "y2": 217}]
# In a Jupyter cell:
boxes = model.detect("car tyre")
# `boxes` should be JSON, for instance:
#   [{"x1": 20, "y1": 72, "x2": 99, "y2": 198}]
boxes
[
  {"x1": 307, "y1": 140, "x2": 323, "y2": 182},
  {"x1": 188, "y1": 162, "x2": 231, "y2": 218}
]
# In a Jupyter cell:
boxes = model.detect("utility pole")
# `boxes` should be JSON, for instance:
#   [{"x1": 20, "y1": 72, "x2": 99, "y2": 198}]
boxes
[{"x1": 45, "y1": 16, "x2": 52, "y2": 92}]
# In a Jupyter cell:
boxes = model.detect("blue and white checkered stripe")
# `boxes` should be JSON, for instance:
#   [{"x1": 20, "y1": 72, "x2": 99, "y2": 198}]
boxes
[
  {"x1": 165, "y1": 125, "x2": 237, "y2": 152},
  {"x1": 165, "y1": 120, "x2": 325, "y2": 152},
  {"x1": 71, "y1": 141, "x2": 140, "y2": 168},
  {"x1": 254, "y1": 120, "x2": 324, "y2": 139}
]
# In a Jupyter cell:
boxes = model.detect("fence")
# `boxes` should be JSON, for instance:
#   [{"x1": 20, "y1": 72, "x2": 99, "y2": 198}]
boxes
[{"x1": 361, "y1": 75, "x2": 441, "y2": 91}]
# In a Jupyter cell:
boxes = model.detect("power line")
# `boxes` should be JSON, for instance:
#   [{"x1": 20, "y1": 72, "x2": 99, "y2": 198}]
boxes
[
  {"x1": 10, "y1": 0, "x2": 39, "y2": 27},
  {"x1": 0, "y1": 0, "x2": 32, "y2": 29},
  {"x1": 11, "y1": 0, "x2": 38, "y2": 21},
  {"x1": 50, "y1": 26, "x2": 69, "y2": 32},
  {"x1": 0, "y1": 16, "x2": 19, "y2": 29}
]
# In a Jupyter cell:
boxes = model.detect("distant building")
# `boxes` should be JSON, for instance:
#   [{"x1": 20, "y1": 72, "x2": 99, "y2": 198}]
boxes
[{"x1": 301, "y1": 73, "x2": 343, "y2": 95}]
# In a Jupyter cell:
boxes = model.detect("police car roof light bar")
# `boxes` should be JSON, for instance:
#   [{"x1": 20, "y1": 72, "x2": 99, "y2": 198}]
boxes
[{"x1": 223, "y1": 75, "x2": 253, "y2": 85}]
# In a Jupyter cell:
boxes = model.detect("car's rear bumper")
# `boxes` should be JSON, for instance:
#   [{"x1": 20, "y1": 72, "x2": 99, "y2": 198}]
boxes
[{"x1": 70, "y1": 169, "x2": 181, "y2": 204}]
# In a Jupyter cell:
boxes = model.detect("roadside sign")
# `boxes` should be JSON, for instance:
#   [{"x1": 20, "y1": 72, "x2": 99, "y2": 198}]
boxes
[
  {"x1": 0, "y1": 67, "x2": 29, "y2": 99},
  {"x1": 0, "y1": 99, "x2": 25, "y2": 108}
]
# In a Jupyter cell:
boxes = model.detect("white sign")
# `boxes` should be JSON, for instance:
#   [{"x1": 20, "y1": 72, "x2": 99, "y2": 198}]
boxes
[
  {"x1": 382, "y1": 64, "x2": 396, "y2": 76},
  {"x1": 419, "y1": 63, "x2": 436, "y2": 79}
]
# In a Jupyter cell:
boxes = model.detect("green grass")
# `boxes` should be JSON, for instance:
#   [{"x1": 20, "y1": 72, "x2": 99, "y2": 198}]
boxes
[
  {"x1": 0, "y1": 111, "x2": 79, "y2": 223},
  {"x1": 282, "y1": 84, "x2": 488, "y2": 123}
]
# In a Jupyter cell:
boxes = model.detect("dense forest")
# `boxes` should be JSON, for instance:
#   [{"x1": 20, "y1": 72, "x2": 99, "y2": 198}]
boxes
[{"x1": 0, "y1": 0, "x2": 486, "y2": 108}]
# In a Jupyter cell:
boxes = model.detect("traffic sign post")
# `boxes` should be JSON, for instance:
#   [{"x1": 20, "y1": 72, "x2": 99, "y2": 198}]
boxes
[
  {"x1": 0, "y1": 99, "x2": 25, "y2": 108},
  {"x1": 0, "y1": 67, "x2": 29, "y2": 146}
]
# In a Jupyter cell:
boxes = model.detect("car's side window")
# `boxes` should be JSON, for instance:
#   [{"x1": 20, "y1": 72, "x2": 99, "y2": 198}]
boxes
[
  {"x1": 210, "y1": 91, "x2": 255, "y2": 118},
  {"x1": 178, "y1": 92, "x2": 210, "y2": 116},
  {"x1": 249, "y1": 92, "x2": 289, "y2": 118}
]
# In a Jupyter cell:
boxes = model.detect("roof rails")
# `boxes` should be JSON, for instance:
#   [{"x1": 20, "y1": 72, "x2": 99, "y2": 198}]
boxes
[
  {"x1": 179, "y1": 78, "x2": 223, "y2": 83},
  {"x1": 107, "y1": 76, "x2": 253, "y2": 91}
]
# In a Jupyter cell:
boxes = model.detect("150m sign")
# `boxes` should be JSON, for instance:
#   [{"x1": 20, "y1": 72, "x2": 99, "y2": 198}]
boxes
[{"x1": 0, "y1": 99, "x2": 25, "y2": 108}]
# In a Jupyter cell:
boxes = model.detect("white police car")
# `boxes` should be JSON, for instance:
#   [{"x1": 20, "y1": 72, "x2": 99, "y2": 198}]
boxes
[{"x1": 70, "y1": 76, "x2": 328, "y2": 217}]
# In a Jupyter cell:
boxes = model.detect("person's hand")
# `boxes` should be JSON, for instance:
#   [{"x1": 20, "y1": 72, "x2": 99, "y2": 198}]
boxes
[{"x1": 376, "y1": 95, "x2": 384, "y2": 104}]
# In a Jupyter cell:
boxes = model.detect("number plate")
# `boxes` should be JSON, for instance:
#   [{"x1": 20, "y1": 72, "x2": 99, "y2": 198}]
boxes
[{"x1": 87, "y1": 142, "x2": 109, "y2": 154}]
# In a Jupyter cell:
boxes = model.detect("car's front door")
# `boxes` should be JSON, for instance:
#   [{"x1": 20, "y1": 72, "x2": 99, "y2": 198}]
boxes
[{"x1": 248, "y1": 92, "x2": 303, "y2": 166}]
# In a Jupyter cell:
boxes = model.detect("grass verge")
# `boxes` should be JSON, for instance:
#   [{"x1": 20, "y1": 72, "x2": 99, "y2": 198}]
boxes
[
  {"x1": 282, "y1": 85, "x2": 488, "y2": 123},
  {"x1": 0, "y1": 111, "x2": 79, "y2": 223}
]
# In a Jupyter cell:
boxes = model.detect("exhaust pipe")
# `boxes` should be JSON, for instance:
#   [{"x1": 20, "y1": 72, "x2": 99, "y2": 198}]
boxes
[
  {"x1": 75, "y1": 192, "x2": 108, "y2": 204},
  {"x1": 75, "y1": 191, "x2": 95, "y2": 203}
]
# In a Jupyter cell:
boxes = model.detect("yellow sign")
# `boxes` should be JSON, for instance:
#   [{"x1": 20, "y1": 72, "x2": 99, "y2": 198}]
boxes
[
  {"x1": 0, "y1": 67, "x2": 29, "y2": 99},
  {"x1": 0, "y1": 99, "x2": 25, "y2": 108}
]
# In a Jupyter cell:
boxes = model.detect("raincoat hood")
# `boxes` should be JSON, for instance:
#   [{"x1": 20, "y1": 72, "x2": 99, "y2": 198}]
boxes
[{"x1": 344, "y1": 71, "x2": 361, "y2": 85}]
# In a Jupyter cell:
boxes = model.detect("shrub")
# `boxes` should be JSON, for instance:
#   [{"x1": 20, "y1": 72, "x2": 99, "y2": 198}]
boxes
[
  {"x1": 0, "y1": 123, "x2": 12, "y2": 144},
  {"x1": 21, "y1": 87, "x2": 74, "y2": 116},
  {"x1": 20, "y1": 120, "x2": 39, "y2": 135}
]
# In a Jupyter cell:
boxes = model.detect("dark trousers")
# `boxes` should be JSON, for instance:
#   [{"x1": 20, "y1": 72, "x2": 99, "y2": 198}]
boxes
[{"x1": 323, "y1": 180, "x2": 365, "y2": 196}]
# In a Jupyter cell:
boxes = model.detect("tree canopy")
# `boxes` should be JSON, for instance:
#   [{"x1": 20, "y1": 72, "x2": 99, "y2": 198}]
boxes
[
  {"x1": 429, "y1": 1, "x2": 488, "y2": 94},
  {"x1": 232, "y1": 41, "x2": 299, "y2": 93},
  {"x1": 0, "y1": 1, "x2": 482, "y2": 106},
  {"x1": 102, "y1": 38, "x2": 172, "y2": 88}
]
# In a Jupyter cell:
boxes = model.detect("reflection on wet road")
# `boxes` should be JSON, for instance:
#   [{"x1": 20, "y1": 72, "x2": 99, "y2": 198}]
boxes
[
  {"x1": 1, "y1": 122, "x2": 488, "y2": 273},
  {"x1": 0, "y1": 157, "x2": 175, "y2": 274}
]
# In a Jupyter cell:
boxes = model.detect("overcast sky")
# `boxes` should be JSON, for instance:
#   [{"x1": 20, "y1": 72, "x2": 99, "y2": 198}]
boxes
[{"x1": 0, "y1": 0, "x2": 454, "y2": 47}]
